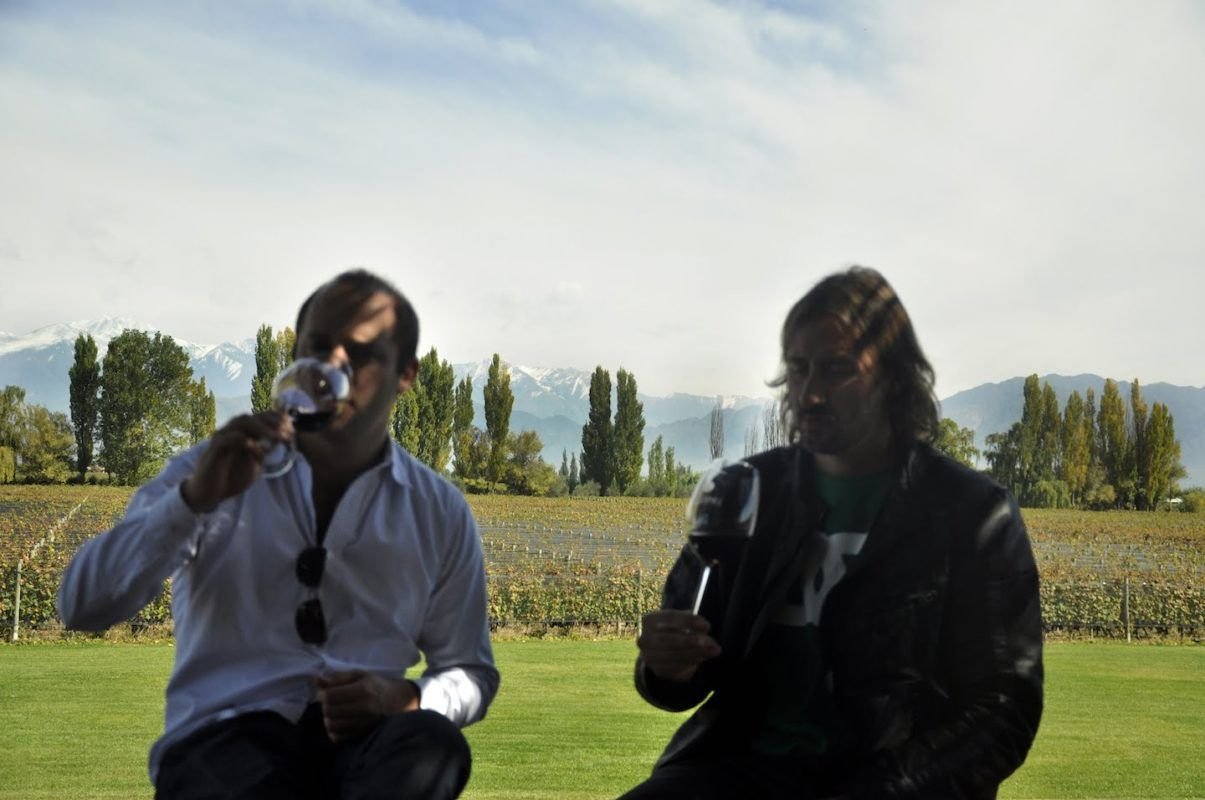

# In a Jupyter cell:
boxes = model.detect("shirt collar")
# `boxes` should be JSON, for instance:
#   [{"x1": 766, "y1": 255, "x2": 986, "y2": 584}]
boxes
[{"x1": 384, "y1": 440, "x2": 413, "y2": 488}]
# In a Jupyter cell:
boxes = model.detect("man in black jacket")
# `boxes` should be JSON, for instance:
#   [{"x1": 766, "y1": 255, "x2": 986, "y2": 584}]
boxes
[{"x1": 623, "y1": 267, "x2": 1043, "y2": 799}]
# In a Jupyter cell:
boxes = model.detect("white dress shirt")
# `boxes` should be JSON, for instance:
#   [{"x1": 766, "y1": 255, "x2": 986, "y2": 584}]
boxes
[{"x1": 58, "y1": 441, "x2": 498, "y2": 782}]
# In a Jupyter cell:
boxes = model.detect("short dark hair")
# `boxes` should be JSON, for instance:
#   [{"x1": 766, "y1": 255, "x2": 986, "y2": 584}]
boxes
[
  {"x1": 294, "y1": 269, "x2": 419, "y2": 370},
  {"x1": 771, "y1": 265, "x2": 939, "y2": 447}
]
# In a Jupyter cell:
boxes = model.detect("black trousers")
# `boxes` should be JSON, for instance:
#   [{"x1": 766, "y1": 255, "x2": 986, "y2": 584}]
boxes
[
  {"x1": 155, "y1": 704, "x2": 471, "y2": 800},
  {"x1": 618, "y1": 754, "x2": 818, "y2": 800}
]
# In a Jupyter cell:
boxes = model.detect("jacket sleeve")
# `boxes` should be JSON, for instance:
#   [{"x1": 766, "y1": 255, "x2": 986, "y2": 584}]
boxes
[
  {"x1": 845, "y1": 490, "x2": 1044, "y2": 799},
  {"x1": 57, "y1": 447, "x2": 206, "y2": 631},
  {"x1": 634, "y1": 544, "x2": 715, "y2": 712}
]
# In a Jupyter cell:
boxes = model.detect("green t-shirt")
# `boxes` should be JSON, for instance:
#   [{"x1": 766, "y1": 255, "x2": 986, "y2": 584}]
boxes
[{"x1": 749, "y1": 467, "x2": 896, "y2": 758}]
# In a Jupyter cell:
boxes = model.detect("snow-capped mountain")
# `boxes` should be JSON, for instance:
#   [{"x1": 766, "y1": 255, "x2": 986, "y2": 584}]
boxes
[
  {"x1": 0, "y1": 319, "x2": 255, "y2": 414},
  {"x1": 453, "y1": 360, "x2": 593, "y2": 421},
  {"x1": 449, "y1": 358, "x2": 775, "y2": 468},
  {"x1": 7, "y1": 321, "x2": 1201, "y2": 482},
  {"x1": 0, "y1": 322, "x2": 778, "y2": 470}
]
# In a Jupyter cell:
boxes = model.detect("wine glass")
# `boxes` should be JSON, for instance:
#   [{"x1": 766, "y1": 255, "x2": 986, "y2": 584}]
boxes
[
  {"x1": 685, "y1": 460, "x2": 761, "y2": 620},
  {"x1": 260, "y1": 357, "x2": 353, "y2": 479}
]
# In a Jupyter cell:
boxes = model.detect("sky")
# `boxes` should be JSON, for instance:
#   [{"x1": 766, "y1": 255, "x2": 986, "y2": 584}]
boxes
[{"x1": 1, "y1": 0, "x2": 1203, "y2": 401}]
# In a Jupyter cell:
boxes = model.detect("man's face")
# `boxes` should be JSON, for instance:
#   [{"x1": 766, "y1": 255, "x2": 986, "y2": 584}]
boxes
[
  {"x1": 294, "y1": 287, "x2": 414, "y2": 447},
  {"x1": 784, "y1": 314, "x2": 892, "y2": 475}
]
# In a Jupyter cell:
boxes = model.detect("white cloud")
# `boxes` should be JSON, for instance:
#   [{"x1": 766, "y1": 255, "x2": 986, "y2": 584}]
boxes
[{"x1": 0, "y1": 0, "x2": 1202, "y2": 401}]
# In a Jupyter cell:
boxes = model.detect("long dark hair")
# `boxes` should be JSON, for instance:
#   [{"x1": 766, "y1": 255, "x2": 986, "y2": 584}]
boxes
[{"x1": 770, "y1": 266, "x2": 939, "y2": 447}]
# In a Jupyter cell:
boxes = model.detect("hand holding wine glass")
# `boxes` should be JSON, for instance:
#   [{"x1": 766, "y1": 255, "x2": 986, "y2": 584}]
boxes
[
  {"x1": 260, "y1": 357, "x2": 353, "y2": 478},
  {"x1": 180, "y1": 358, "x2": 352, "y2": 512}
]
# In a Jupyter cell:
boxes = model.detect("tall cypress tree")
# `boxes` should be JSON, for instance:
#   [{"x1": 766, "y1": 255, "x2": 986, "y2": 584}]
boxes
[
  {"x1": 647, "y1": 435, "x2": 665, "y2": 489},
  {"x1": 189, "y1": 377, "x2": 217, "y2": 446},
  {"x1": 709, "y1": 396, "x2": 725, "y2": 460},
  {"x1": 1143, "y1": 403, "x2": 1181, "y2": 509},
  {"x1": 1059, "y1": 391, "x2": 1091, "y2": 506},
  {"x1": 613, "y1": 368, "x2": 645, "y2": 493},
  {"x1": 1129, "y1": 379, "x2": 1149, "y2": 509},
  {"x1": 68, "y1": 333, "x2": 101, "y2": 479},
  {"x1": 664, "y1": 446, "x2": 678, "y2": 496},
  {"x1": 1097, "y1": 379, "x2": 1128, "y2": 506},
  {"x1": 580, "y1": 366, "x2": 613, "y2": 494},
  {"x1": 250, "y1": 324, "x2": 279, "y2": 413},
  {"x1": 483, "y1": 354, "x2": 513, "y2": 488},
  {"x1": 391, "y1": 390, "x2": 420, "y2": 453},
  {"x1": 415, "y1": 348, "x2": 455, "y2": 473},
  {"x1": 1016, "y1": 374, "x2": 1043, "y2": 502},
  {"x1": 452, "y1": 375, "x2": 475, "y2": 478}
]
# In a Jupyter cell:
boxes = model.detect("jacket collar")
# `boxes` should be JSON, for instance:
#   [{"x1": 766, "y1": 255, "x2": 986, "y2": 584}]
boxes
[{"x1": 738, "y1": 443, "x2": 934, "y2": 654}]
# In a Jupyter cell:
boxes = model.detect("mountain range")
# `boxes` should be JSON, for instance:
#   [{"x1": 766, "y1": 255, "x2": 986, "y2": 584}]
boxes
[{"x1": 2, "y1": 319, "x2": 1202, "y2": 485}]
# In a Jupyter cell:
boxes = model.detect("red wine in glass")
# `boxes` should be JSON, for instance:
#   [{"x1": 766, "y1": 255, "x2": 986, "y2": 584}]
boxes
[{"x1": 261, "y1": 358, "x2": 352, "y2": 478}]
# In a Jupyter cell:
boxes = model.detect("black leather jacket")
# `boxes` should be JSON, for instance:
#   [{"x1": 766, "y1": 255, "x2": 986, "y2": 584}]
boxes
[{"x1": 635, "y1": 444, "x2": 1043, "y2": 799}]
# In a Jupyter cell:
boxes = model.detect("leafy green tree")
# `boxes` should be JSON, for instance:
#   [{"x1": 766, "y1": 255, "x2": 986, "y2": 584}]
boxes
[
  {"x1": 452, "y1": 376, "x2": 476, "y2": 478},
  {"x1": 709, "y1": 396, "x2": 724, "y2": 460},
  {"x1": 19, "y1": 405, "x2": 74, "y2": 483},
  {"x1": 0, "y1": 445, "x2": 14, "y2": 484},
  {"x1": 674, "y1": 461, "x2": 701, "y2": 497},
  {"x1": 932, "y1": 418, "x2": 979, "y2": 468},
  {"x1": 647, "y1": 435, "x2": 665, "y2": 491},
  {"x1": 985, "y1": 423, "x2": 1022, "y2": 496},
  {"x1": 391, "y1": 389, "x2": 420, "y2": 453},
  {"x1": 1129, "y1": 379, "x2": 1150, "y2": 508},
  {"x1": 275, "y1": 327, "x2": 296, "y2": 370},
  {"x1": 462, "y1": 428, "x2": 493, "y2": 488},
  {"x1": 1080, "y1": 387, "x2": 1109, "y2": 505},
  {"x1": 483, "y1": 354, "x2": 513, "y2": 488},
  {"x1": 1016, "y1": 375, "x2": 1046, "y2": 502},
  {"x1": 68, "y1": 334, "x2": 100, "y2": 479},
  {"x1": 1059, "y1": 391, "x2": 1092, "y2": 506},
  {"x1": 1180, "y1": 487, "x2": 1205, "y2": 513},
  {"x1": 414, "y1": 348, "x2": 455, "y2": 473},
  {"x1": 0, "y1": 385, "x2": 25, "y2": 452},
  {"x1": 0, "y1": 385, "x2": 22, "y2": 484},
  {"x1": 560, "y1": 449, "x2": 570, "y2": 483},
  {"x1": 189, "y1": 377, "x2": 217, "y2": 446},
  {"x1": 99, "y1": 330, "x2": 194, "y2": 484},
  {"x1": 664, "y1": 446, "x2": 678, "y2": 497},
  {"x1": 568, "y1": 451, "x2": 579, "y2": 494},
  {"x1": 612, "y1": 368, "x2": 645, "y2": 494},
  {"x1": 504, "y1": 430, "x2": 558, "y2": 495},
  {"x1": 1142, "y1": 402, "x2": 1182, "y2": 510},
  {"x1": 1097, "y1": 379, "x2": 1129, "y2": 506},
  {"x1": 581, "y1": 367, "x2": 613, "y2": 495},
  {"x1": 1037, "y1": 383, "x2": 1061, "y2": 484},
  {"x1": 250, "y1": 325, "x2": 280, "y2": 413}
]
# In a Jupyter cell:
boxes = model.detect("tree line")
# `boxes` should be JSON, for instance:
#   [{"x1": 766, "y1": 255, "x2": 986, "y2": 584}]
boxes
[
  {"x1": 248, "y1": 331, "x2": 703, "y2": 498},
  {"x1": 1, "y1": 331, "x2": 216, "y2": 484},
  {"x1": 982, "y1": 375, "x2": 1184, "y2": 510},
  {"x1": 7, "y1": 325, "x2": 1190, "y2": 510}
]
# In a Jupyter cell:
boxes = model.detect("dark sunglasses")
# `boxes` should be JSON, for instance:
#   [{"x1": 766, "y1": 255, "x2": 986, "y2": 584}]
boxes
[{"x1": 295, "y1": 546, "x2": 327, "y2": 645}]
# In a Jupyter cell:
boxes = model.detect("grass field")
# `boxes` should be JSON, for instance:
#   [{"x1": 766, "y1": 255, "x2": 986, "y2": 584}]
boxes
[{"x1": 1, "y1": 641, "x2": 1202, "y2": 799}]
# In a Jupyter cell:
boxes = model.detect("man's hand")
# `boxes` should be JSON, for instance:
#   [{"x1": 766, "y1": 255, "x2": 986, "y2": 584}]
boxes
[
  {"x1": 314, "y1": 670, "x2": 420, "y2": 743},
  {"x1": 637, "y1": 609, "x2": 721, "y2": 683},
  {"x1": 180, "y1": 412, "x2": 292, "y2": 513}
]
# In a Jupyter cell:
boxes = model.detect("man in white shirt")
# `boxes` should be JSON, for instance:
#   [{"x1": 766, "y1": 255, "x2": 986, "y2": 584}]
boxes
[{"x1": 58, "y1": 269, "x2": 498, "y2": 799}]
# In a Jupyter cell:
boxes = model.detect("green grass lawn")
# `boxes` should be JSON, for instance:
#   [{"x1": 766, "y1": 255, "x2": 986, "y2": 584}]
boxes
[{"x1": 0, "y1": 640, "x2": 1201, "y2": 799}]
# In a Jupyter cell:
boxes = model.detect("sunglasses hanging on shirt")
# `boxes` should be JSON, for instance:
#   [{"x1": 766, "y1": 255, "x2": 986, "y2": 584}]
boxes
[{"x1": 295, "y1": 546, "x2": 328, "y2": 645}]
